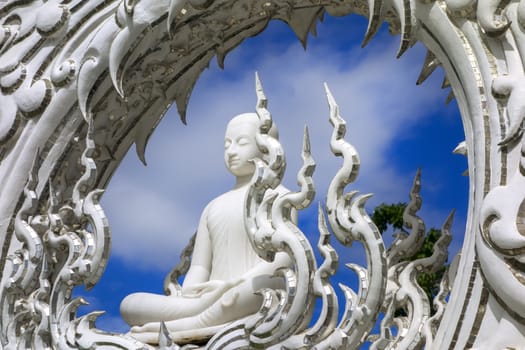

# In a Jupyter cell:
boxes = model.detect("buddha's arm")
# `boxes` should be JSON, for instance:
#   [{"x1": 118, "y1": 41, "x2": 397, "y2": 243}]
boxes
[
  {"x1": 241, "y1": 252, "x2": 292, "y2": 282},
  {"x1": 181, "y1": 205, "x2": 212, "y2": 293}
]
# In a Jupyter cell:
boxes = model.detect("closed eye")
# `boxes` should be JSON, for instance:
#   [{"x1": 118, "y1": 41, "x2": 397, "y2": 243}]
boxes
[{"x1": 237, "y1": 137, "x2": 250, "y2": 145}]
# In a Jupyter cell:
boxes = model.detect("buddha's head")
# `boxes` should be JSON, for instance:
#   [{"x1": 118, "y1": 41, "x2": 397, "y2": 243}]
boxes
[{"x1": 224, "y1": 113, "x2": 278, "y2": 178}]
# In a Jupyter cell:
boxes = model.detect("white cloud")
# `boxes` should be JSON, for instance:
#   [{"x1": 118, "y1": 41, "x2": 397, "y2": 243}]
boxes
[
  {"x1": 103, "y1": 179, "x2": 198, "y2": 269},
  {"x1": 102, "y1": 23, "x2": 455, "y2": 270}
]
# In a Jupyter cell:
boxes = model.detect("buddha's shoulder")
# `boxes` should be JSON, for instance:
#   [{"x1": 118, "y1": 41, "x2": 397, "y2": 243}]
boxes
[
  {"x1": 206, "y1": 185, "x2": 291, "y2": 210},
  {"x1": 206, "y1": 188, "x2": 243, "y2": 209}
]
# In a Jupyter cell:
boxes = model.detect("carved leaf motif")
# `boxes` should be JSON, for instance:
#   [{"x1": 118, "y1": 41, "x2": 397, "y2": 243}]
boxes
[{"x1": 492, "y1": 74, "x2": 525, "y2": 146}]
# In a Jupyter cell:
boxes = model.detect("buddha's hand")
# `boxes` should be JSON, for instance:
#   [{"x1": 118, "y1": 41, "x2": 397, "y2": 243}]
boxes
[
  {"x1": 183, "y1": 278, "x2": 244, "y2": 298},
  {"x1": 130, "y1": 322, "x2": 160, "y2": 334}
]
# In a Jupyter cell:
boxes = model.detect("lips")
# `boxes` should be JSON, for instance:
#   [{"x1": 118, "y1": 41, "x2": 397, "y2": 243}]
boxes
[{"x1": 228, "y1": 157, "x2": 241, "y2": 166}]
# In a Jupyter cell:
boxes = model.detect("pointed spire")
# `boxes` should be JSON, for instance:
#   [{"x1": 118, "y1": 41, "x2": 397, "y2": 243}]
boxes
[
  {"x1": 255, "y1": 72, "x2": 273, "y2": 136},
  {"x1": 441, "y1": 76, "x2": 450, "y2": 89},
  {"x1": 324, "y1": 82, "x2": 344, "y2": 132},
  {"x1": 158, "y1": 322, "x2": 176, "y2": 349},
  {"x1": 175, "y1": 95, "x2": 188, "y2": 125},
  {"x1": 417, "y1": 50, "x2": 440, "y2": 85},
  {"x1": 109, "y1": 31, "x2": 129, "y2": 98},
  {"x1": 286, "y1": 8, "x2": 323, "y2": 49},
  {"x1": 453, "y1": 141, "x2": 467, "y2": 156},
  {"x1": 134, "y1": 129, "x2": 151, "y2": 166},
  {"x1": 324, "y1": 82, "x2": 335, "y2": 107},
  {"x1": 216, "y1": 48, "x2": 227, "y2": 69},
  {"x1": 303, "y1": 125, "x2": 311, "y2": 156},
  {"x1": 412, "y1": 167, "x2": 422, "y2": 194},
  {"x1": 362, "y1": 0, "x2": 383, "y2": 47},
  {"x1": 255, "y1": 71, "x2": 268, "y2": 110},
  {"x1": 445, "y1": 90, "x2": 455, "y2": 105},
  {"x1": 442, "y1": 208, "x2": 456, "y2": 232}
]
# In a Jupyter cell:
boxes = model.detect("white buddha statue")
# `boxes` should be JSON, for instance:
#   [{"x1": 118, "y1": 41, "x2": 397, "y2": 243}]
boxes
[{"x1": 120, "y1": 113, "x2": 292, "y2": 344}]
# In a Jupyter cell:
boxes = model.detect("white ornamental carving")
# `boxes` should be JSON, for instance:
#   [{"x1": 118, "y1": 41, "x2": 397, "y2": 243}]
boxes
[{"x1": 1, "y1": 0, "x2": 525, "y2": 348}]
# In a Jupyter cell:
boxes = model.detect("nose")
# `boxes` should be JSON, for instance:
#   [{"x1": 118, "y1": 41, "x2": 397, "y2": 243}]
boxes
[{"x1": 226, "y1": 143, "x2": 237, "y2": 157}]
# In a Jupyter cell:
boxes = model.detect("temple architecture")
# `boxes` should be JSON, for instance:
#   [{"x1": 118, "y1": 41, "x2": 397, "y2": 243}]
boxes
[{"x1": 1, "y1": 0, "x2": 525, "y2": 348}]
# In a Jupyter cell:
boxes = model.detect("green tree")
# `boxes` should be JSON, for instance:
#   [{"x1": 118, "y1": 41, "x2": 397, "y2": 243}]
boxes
[
  {"x1": 371, "y1": 203, "x2": 445, "y2": 312},
  {"x1": 370, "y1": 203, "x2": 407, "y2": 235}
]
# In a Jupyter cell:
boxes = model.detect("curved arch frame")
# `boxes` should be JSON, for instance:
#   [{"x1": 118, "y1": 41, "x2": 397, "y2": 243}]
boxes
[{"x1": 1, "y1": 0, "x2": 525, "y2": 348}]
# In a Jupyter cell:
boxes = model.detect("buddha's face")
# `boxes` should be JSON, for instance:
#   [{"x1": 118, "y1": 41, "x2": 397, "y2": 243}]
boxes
[{"x1": 224, "y1": 115, "x2": 263, "y2": 177}]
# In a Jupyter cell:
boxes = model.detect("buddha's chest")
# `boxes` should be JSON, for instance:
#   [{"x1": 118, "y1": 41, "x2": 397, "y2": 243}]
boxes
[{"x1": 206, "y1": 189, "x2": 261, "y2": 278}]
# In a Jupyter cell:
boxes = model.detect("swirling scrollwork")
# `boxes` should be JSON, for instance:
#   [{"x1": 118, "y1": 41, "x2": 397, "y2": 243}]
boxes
[
  {"x1": 1, "y1": 118, "x2": 148, "y2": 349},
  {"x1": 371, "y1": 209, "x2": 453, "y2": 350},
  {"x1": 479, "y1": 135, "x2": 525, "y2": 321},
  {"x1": 1, "y1": 150, "x2": 46, "y2": 348},
  {"x1": 314, "y1": 83, "x2": 387, "y2": 350},
  {"x1": 387, "y1": 169, "x2": 426, "y2": 266}
]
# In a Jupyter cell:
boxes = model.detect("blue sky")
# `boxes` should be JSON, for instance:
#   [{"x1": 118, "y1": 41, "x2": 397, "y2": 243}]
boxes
[{"x1": 76, "y1": 12, "x2": 468, "y2": 341}]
